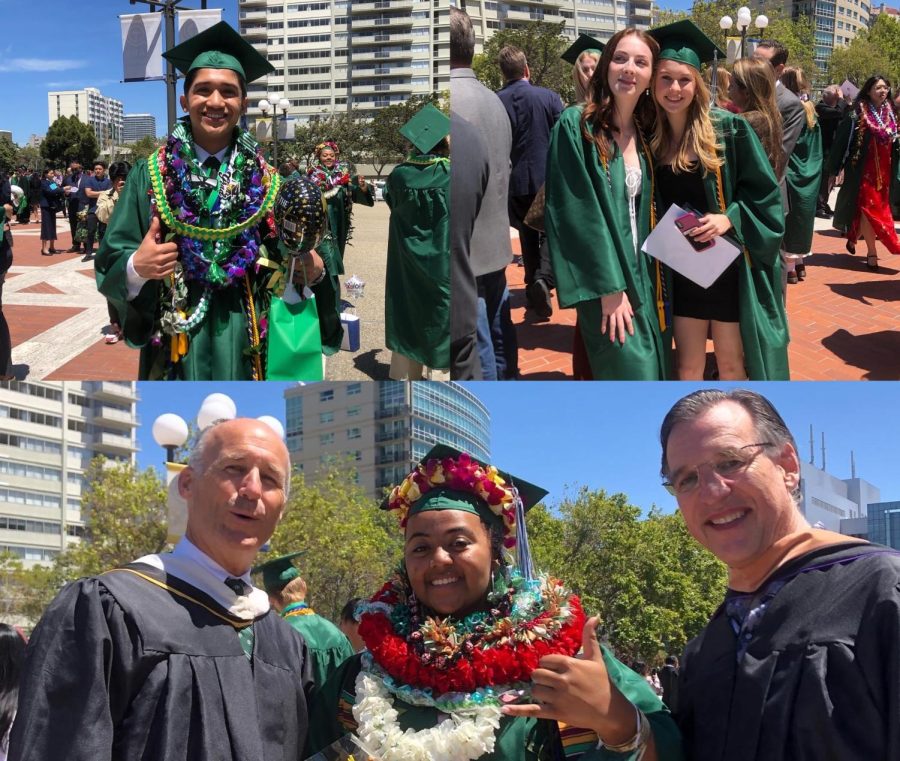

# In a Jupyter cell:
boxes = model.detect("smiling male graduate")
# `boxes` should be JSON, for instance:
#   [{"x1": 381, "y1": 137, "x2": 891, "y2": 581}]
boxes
[{"x1": 96, "y1": 21, "x2": 341, "y2": 380}]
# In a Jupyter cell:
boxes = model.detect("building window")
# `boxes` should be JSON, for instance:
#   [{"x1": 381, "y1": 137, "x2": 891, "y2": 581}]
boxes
[
  {"x1": 320, "y1": 432, "x2": 335, "y2": 445},
  {"x1": 320, "y1": 389, "x2": 334, "y2": 402},
  {"x1": 347, "y1": 427, "x2": 361, "y2": 440},
  {"x1": 347, "y1": 406, "x2": 361, "y2": 418},
  {"x1": 320, "y1": 411, "x2": 334, "y2": 424},
  {"x1": 347, "y1": 383, "x2": 362, "y2": 396}
]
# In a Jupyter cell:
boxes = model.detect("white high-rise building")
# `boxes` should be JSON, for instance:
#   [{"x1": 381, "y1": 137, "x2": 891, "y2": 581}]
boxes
[
  {"x1": 47, "y1": 88, "x2": 124, "y2": 148},
  {"x1": 0, "y1": 381, "x2": 139, "y2": 568},
  {"x1": 239, "y1": 0, "x2": 449, "y2": 125},
  {"x1": 122, "y1": 114, "x2": 157, "y2": 143}
]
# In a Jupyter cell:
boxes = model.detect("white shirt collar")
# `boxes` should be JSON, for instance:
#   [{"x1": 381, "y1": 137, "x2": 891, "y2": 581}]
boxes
[
  {"x1": 135, "y1": 536, "x2": 269, "y2": 620},
  {"x1": 193, "y1": 144, "x2": 229, "y2": 165}
]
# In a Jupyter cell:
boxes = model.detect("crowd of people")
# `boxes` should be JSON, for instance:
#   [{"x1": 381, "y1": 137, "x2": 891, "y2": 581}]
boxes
[
  {"x1": 4, "y1": 388, "x2": 900, "y2": 760},
  {"x1": 449, "y1": 7, "x2": 900, "y2": 381}
]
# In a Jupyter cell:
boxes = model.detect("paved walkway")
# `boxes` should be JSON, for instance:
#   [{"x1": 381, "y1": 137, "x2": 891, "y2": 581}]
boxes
[
  {"x1": 510, "y1": 201, "x2": 900, "y2": 380},
  {"x1": 5, "y1": 203, "x2": 391, "y2": 381}
]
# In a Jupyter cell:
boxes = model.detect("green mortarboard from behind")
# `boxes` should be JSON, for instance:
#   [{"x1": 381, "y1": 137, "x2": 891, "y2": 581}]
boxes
[
  {"x1": 561, "y1": 33, "x2": 605, "y2": 65},
  {"x1": 399, "y1": 104, "x2": 450, "y2": 155},
  {"x1": 649, "y1": 20, "x2": 725, "y2": 71},
  {"x1": 162, "y1": 20, "x2": 275, "y2": 83},
  {"x1": 252, "y1": 550, "x2": 306, "y2": 593}
]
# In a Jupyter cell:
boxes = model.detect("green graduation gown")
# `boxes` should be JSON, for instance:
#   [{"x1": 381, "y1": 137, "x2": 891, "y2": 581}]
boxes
[
  {"x1": 827, "y1": 113, "x2": 900, "y2": 232},
  {"x1": 700, "y1": 110, "x2": 789, "y2": 380},
  {"x1": 321, "y1": 175, "x2": 375, "y2": 275},
  {"x1": 95, "y1": 155, "x2": 342, "y2": 380},
  {"x1": 783, "y1": 119, "x2": 823, "y2": 254},
  {"x1": 545, "y1": 106, "x2": 671, "y2": 381},
  {"x1": 282, "y1": 609, "x2": 354, "y2": 692},
  {"x1": 383, "y1": 157, "x2": 450, "y2": 369},
  {"x1": 307, "y1": 647, "x2": 683, "y2": 761}
]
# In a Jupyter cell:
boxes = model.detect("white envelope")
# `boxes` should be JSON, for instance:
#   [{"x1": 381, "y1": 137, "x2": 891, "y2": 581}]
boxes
[{"x1": 641, "y1": 203, "x2": 742, "y2": 289}]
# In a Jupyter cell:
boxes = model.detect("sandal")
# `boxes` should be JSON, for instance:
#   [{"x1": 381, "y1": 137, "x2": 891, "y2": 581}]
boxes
[
  {"x1": 846, "y1": 240, "x2": 857, "y2": 255},
  {"x1": 866, "y1": 253, "x2": 878, "y2": 271}
]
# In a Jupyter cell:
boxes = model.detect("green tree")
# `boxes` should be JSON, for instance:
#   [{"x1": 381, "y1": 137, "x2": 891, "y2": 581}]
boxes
[
  {"x1": 528, "y1": 488, "x2": 727, "y2": 663},
  {"x1": 828, "y1": 14, "x2": 900, "y2": 86},
  {"x1": 265, "y1": 461, "x2": 403, "y2": 622},
  {"x1": 14, "y1": 144, "x2": 42, "y2": 171},
  {"x1": 473, "y1": 21, "x2": 574, "y2": 104},
  {"x1": 41, "y1": 115, "x2": 100, "y2": 169},
  {"x1": 365, "y1": 93, "x2": 445, "y2": 176},
  {"x1": 281, "y1": 111, "x2": 367, "y2": 171},
  {"x1": 123, "y1": 135, "x2": 164, "y2": 164},
  {"x1": 0, "y1": 136, "x2": 15, "y2": 175}
]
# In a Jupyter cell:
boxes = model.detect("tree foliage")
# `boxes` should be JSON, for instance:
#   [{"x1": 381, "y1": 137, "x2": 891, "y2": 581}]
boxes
[
  {"x1": 0, "y1": 136, "x2": 15, "y2": 176},
  {"x1": 41, "y1": 116, "x2": 100, "y2": 169},
  {"x1": 278, "y1": 111, "x2": 368, "y2": 171},
  {"x1": 14, "y1": 145, "x2": 42, "y2": 172},
  {"x1": 264, "y1": 460, "x2": 403, "y2": 623},
  {"x1": 366, "y1": 92, "x2": 445, "y2": 176},
  {"x1": 473, "y1": 21, "x2": 575, "y2": 105},
  {"x1": 527, "y1": 489, "x2": 727, "y2": 663},
  {"x1": 829, "y1": 14, "x2": 900, "y2": 87},
  {"x1": 122, "y1": 135, "x2": 164, "y2": 165}
]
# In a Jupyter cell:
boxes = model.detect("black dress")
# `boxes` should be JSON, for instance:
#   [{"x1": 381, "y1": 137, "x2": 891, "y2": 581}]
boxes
[{"x1": 657, "y1": 162, "x2": 740, "y2": 322}]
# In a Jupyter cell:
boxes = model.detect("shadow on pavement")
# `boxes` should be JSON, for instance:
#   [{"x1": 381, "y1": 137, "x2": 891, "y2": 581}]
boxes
[
  {"x1": 828, "y1": 279, "x2": 900, "y2": 305},
  {"x1": 515, "y1": 322, "x2": 574, "y2": 352},
  {"x1": 352, "y1": 348, "x2": 390, "y2": 380},
  {"x1": 820, "y1": 329, "x2": 900, "y2": 380}
]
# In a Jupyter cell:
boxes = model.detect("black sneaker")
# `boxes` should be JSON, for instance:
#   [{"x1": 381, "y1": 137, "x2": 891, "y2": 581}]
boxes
[
  {"x1": 82, "y1": 252, "x2": 94, "y2": 262},
  {"x1": 512, "y1": 255, "x2": 524, "y2": 267},
  {"x1": 526, "y1": 279, "x2": 553, "y2": 319}
]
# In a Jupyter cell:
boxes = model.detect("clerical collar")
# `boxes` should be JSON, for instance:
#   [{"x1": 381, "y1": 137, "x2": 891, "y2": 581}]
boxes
[
  {"x1": 194, "y1": 144, "x2": 230, "y2": 166},
  {"x1": 134, "y1": 536, "x2": 270, "y2": 620}
]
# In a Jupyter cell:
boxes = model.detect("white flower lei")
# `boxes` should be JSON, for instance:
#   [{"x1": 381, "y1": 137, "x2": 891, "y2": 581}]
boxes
[{"x1": 353, "y1": 671, "x2": 503, "y2": 761}]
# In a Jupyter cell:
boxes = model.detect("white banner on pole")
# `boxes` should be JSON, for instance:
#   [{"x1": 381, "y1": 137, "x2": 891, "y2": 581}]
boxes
[
  {"x1": 121, "y1": 13, "x2": 164, "y2": 82},
  {"x1": 178, "y1": 8, "x2": 223, "y2": 43}
]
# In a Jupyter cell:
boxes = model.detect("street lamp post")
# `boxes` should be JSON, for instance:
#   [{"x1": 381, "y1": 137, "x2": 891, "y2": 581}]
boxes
[
  {"x1": 719, "y1": 6, "x2": 769, "y2": 59},
  {"x1": 258, "y1": 96, "x2": 291, "y2": 166}
]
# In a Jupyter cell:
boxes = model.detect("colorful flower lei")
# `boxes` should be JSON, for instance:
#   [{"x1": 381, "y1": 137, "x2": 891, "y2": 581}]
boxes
[
  {"x1": 386, "y1": 452, "x2": 519, "y2": 548},
  {"x1": 861, "y1": 100, "x2": 898, "y2": 146},
  {"x1": 358, "y1": 568, "x2": 585, "y2": 695},
  {"x1": 307, "y1": 160, "x2": 353, "y2": 199}
]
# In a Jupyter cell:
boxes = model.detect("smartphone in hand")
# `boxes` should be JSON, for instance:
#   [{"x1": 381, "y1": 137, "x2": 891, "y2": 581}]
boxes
[{"x1": 674, "y1": 210, "x2": 714, "y2": 251}]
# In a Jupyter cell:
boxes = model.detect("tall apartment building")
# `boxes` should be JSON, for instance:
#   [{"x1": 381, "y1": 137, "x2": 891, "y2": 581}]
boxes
[
  {"x1": 238, "y1": 0, "x2": 449, "y2": 125},
  {"x1": 47, "y1": 88, "x2": 124, "y2": 148},
  {"x1": 122, "y1": 114, "x2": 158, "y2": 143},
  {"x1": 284, "y1": 381, "x2": 490, "y2": 498},
  {"x1": 0, "y1": 381, "x2": 139, "y2": 567},
  {"x1": 781, "y1": 0, "x2": 871, "y2": 72},
  {"x1": 459, "y1": 0, "x2": 653, "y2": 52}
]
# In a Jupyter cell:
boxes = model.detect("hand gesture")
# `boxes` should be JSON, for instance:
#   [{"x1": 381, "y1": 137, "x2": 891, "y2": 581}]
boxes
[
  {"x1": 133, "y1": 216, "x2": 179, "y2": 280},
  {"x1": 502, "y1": 617, "x2": 644, "y2": 748},
  {"x1": 600, "y1": 291, "x2": 634, "y2": 345}
]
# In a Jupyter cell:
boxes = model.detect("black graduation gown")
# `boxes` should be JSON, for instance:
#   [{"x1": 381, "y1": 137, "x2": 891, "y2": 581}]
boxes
[
  {"x1": 8, "y1": 563, "x2": 315, "y2": 761},
  {"x1": 677, "y1": 543, "x2": 900, "y2": 761}
]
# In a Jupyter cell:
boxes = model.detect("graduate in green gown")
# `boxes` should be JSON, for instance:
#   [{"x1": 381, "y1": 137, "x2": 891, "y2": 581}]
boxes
[
  {"x1": 545, "y1": 29, "x2": 671, "y2": 381},
  {"x1": 648, "y1": 21, "x2": 788, "y2": 381},
  {"x1": 306, "y1": 139, "x2": 375, "y2": 276},
  {"x1": 384, "y1": 104, "x2": 451, "y2": 379},
  {"x1": 253, "y1": 551, "x2": 354, "y2": 691},
  {"x1": 307, "y1": 445, "x2": 683, "y2": 761},
  {"x1": 95, "y1": 22, "x2": 341, "y2": 380}
]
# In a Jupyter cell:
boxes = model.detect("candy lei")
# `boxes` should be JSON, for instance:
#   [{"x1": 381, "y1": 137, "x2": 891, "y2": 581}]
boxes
[
  {"x1": 307, "y1": 160, "x2": 352, "y2": 200},
  {"x1": 353, "y1": 570, "x2": 584, "y2": 760}
]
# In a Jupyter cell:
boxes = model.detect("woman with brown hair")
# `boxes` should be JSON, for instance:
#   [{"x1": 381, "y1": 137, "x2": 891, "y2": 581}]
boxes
[
  {"x1": 652, "y1": 22, "x2": 788, "y2": 380},
  {"x1": 545, "y1": 27, "x2": 670, "y2": 380},
  {"x1": 704, "y1": 66, "x2": 738, "y2": 113},
  {"x1": 779, "y1": 66, "x2": 822, "y2": 282},
  {"x1": 728, "y1": 57, "x2": 785, "y2": 178}
]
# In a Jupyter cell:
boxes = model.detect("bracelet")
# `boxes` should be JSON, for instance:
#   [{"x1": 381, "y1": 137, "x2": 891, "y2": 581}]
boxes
[
  {"x1": 597, "y1": 702, "x2": 650, "y2": 754},
  {"x1": 308, "y1": 266, "x2": 327, "y2": 287}
]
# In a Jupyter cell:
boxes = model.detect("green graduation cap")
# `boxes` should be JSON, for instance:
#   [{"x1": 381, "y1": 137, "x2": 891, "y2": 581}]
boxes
[
  {"x1": 561, "y1": 33, "x2": 605, "y2": 65},
  {"x1": 399, "y1": 104, "x2": 450, "y2": 155},
  {"x1": 252, "y1": 550, "x2": 306, "y2": 593},
  {"x1": 162, "y1": 20, "x2": 275, "y2": 83},
  {"x1": 649, "y1": 20, "x2": 725, "y2": 71}
]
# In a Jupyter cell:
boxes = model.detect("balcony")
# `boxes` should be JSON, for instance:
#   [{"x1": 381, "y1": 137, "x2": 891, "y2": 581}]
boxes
[
  {"x1": 239, "y1": 8, "x2": 267, "y2": 21},
  {"x1": 93, "y1": 431, "x2": 136, "y2": 456},
  {"x1": 242, "y1": 25, "x2": 268, "y2": 39},
  {"x1": 240, "y1": 0, "x2": 266, "y2": 6},
  {"x1": 351, "y1": 0, "x2": 414, "y2": 12},
  {"x1": 351, "y1": 48, "x2": 414, "y2": 62},
  {"x1": 90, "y1": 382, "x2": 137, "y2": 404},
  {"x1": 352, "y1": 64, "x2": 414, "y2": 77},
  {"x1": 352, "y1": 31, "x2": 414, "y2": 44},
  {"x1": 91, "y1": 406, "x2": 136, "y2": 429},
  {"x1": 352, "y1": 82, "x2": 413, "y2": 95},
  {"x1": 351, "y1": 14, "x2": 414, "y2": 30}
]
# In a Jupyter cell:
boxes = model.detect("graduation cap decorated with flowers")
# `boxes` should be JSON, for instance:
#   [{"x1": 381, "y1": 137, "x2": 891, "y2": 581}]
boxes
[
  {"x1": 163, "y1": 20, "x2": 275, "y2": 84},
  {"x1": 399, "y1": 104, "x2": 450, "y2": 155},
  {"x1": 382, "y1": 443, "x2": 547, "y2": 579},
  {"x1": 561, "y1": 33, "x2": 605, "y2": 65},
  {"x1": 252, "y1": 550, "x2": 306, "y2": 594}
]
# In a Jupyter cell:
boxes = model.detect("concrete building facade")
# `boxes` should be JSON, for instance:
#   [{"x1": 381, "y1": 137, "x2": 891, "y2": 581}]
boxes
[
  {"x1": 800, "y1": 460, "x2": 879, "y2": 533},
  {"x1": 47, "y1": 88, "x2": 124, "y2": 150},
  {"x1": 122, "y1": 113, "x2": 157, "y2": 143},
  {"x1": 284, "y1": 381, "x2": 490, "y2": 498},
  {"x1": 779, "y1": 0, "x2": 871, "y2": 72},
  {"x1": 238, "y1": 0, "x2": 449, "y2": 126},
  {"x1": 0, "y1": 381, "x2": 139, "y2": 567}
]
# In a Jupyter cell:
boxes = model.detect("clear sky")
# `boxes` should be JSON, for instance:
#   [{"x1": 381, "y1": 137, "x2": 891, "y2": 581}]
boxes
[
  {"x1": 0, "y1": 0, "x2": 238, "y2": 145},
  {"x1": 135, "y1": 381, "x2": 900, "y2": 517}
]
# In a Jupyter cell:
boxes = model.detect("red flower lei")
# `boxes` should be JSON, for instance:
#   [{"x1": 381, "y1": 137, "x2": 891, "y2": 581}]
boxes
[{"x1": 359, "y1": 575, "x2": 586, "y2": 695}]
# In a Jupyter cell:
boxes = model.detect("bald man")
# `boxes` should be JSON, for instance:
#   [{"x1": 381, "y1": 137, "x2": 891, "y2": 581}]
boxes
[{"x1": 10, "y1": 419, "x2": 315, "y2": 761}]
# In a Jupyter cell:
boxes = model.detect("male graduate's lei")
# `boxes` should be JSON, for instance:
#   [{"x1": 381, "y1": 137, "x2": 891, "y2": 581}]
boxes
[
  {"x1": 353, "y1": 569, "x2": 585, "y2": 760},
  {"x1": 147, "y1": 120, "x2": 281, "y2": 345}
]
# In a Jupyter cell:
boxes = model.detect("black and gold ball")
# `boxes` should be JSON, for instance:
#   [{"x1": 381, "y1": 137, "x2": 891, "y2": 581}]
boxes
[{"x1": 273, "y1": 176, "x2": 328, "y2": 253}]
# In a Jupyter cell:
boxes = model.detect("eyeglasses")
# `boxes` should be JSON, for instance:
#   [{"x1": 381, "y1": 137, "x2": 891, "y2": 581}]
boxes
[{"x1": 662, "y1": 442, "x2": 774, "y2": 496}]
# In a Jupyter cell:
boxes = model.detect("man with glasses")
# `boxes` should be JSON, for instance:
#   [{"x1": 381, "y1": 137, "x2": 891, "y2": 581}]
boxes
[
  {"x1": 659, "y1": 389, "x2": 900, "y2": 760},
  {"x1": 82, "y1": 160, "x2": 111, "y2": 261}
]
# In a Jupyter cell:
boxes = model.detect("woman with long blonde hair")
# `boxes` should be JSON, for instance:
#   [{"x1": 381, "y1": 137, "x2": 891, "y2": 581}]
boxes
[
  {"x1": 651, "y1": 21, "x2": 789, "y2": 380},
  {"x1": 544, "y1": 27, "x2": 671, "y2": 379}
]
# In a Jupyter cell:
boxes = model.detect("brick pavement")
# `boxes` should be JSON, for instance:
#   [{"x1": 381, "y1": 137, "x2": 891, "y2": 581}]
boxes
[{"x1": 510, "y1": 209, "x2": 900, "y2": 380}]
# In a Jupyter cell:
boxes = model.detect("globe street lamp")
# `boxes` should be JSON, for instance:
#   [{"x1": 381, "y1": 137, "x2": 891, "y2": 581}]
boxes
[
  {"x1": 258, "y1": 95, "x2": 291, "y2": 166},
  {"x1": 720, "y1": 7, "x2": 769, "y2": 59}
]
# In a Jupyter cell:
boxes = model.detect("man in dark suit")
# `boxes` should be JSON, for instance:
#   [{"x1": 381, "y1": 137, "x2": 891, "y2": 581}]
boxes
[
  {"x1": 450, "y1": 6, "x2": 519, "y2": 380},
  {"x1": 815, "y1": 86, "x2": 844, "y2": 218},
  {"x1": 496, "y1": 46, "x2": 563, "y2": 319},
  {"x1": 62, "y1": 162, "x2": 84, "y2": 253}
]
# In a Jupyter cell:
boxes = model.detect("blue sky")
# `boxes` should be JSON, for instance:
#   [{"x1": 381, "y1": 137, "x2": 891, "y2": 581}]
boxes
[
  {"x1": 0, "y1": 0, "x2": 238, "y2": 145},
  {"x1": 135, "y1": 381, "x2": 900, "y2": 517}
]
